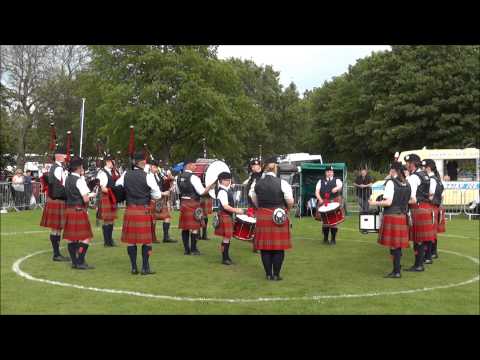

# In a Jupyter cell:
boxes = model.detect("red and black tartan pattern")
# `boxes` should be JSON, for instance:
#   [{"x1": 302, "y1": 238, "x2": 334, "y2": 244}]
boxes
[
  {"x1": 378, "y1": 214, "x2": 410, "y2": 249},
  {"x1": 63, "y1": 205, "x2": 93, "y2": 241},
  {"x1": 179, "y1": 199, "x2": 205, "y2": 230},
  {"x1": 121, "y1": 205, "x2": 156, "y2": 244},
  {"x1": 201, "y1": 196, "x2": 213, "y2": 215},
  {"x1": 254, "y1": 208, "x2": 291, "y2": 250},
  {"x1": 434, "y1": 206, "x2": 446, "y2": 234},
  {"x1": 40, "y1": 197, "x2": 65, "y2": 230},
  {"x1": 214, "y1": 211, "x2": 233, "y2": 238},
  {"x1": 97, "y1": 190, "x2": 117, "y2": 221},
  {"x1": 150, "y1": 197, "x2": 171, "y2": 221},
  {"x1": 409, "y1": 203, "x2": 436, "y2": 243},
  {"x1": 315, "y1": 198, "x2": 343, "y2": 227}
]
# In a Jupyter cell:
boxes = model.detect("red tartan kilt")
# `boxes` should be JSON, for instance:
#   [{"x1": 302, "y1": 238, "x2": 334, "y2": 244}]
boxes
[
  {"x1": 98, "y1": 192, "x2": 117, "y2": 221},
  {"x1": 378, "y1": 214, "x2": 410, "y2": 249},
  {"x1": 150, "y1": 198, "x2": 170, "y2": 220},
  {"x1": 435, "y1": 206, "x2": 446, "y2": 233},
  {"x1": 179, "y1": 199, "x2": 204, "y2": 230},
  {"x1": 121, "y1": 205, "x2": 155, "y2": 244},
  {"x1": 201, "y1": 197, "x2": 213, "y2": 215},
  {"x1": 40, "y1": 198, "x2": 65, "y2": 230},
  {"x1": 63, "y1": 205, "x2": 93, "y2": 241},
  {"x1": 254, "y1": 208, "x2": 291, "y2": 250},
  {"x1": 214, "y1": 211, "x2": 233, "y2": 238},
  {"x1": 409, "y1": 203, "x2": 436, "y2": 243}
]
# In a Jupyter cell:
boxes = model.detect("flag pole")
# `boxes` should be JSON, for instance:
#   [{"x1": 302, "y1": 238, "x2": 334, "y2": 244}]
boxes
[{"x1": 79, "y1": 98, "x2": 86, "y2": 157}]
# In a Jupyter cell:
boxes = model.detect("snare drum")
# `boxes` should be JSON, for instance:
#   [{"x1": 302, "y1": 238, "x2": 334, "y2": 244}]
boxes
[
  {"x1": 316, "y1": 202, "x2": 345, "y2": 226},
  {"x1": 233, "y1": 214, "x2": 256, "y2": 241}
]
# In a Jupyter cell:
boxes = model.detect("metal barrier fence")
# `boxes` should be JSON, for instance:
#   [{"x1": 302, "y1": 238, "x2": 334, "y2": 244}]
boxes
[{"x1": 0, "y1": 182, "x2": 46, "y2": 211}]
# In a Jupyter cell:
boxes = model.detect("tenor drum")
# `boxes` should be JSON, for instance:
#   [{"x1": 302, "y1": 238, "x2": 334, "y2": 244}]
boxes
[
  {"x1": 204, "y1": 160, "x2": 231, "y2": 199},
  {"x1": 233, "y1": 214, "x2": 256, "y2": 241},
  {"x1": 316, "y1": 202, "x2": 345, "y2": 226}
]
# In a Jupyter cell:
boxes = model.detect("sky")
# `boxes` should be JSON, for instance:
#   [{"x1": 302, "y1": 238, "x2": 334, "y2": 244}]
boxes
[{"x1": 217, "y1": 45, "x2": 391, "y2": 95}]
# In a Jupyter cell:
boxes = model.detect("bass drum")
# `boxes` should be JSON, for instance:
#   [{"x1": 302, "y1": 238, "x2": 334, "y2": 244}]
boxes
[{"x1": 204, "y1": 160, "x2": 231, "y2": 199}]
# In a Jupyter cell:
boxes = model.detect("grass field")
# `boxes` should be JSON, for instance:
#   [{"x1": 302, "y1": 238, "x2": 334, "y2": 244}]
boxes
[{"x1": 1, "y1": 208, "x2": 478, "y2": 314}]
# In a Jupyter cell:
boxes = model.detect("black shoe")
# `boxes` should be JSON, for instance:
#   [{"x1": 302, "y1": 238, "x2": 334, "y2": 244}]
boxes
[
  {"x1": 266, "y1": 275, "x2": 274, "y2": 280},
  {"x1": 71, "y1": 263, "x2": 77, "y2": 269},
  {"x1": 191, "y1": 250, "x2": 202, "y2": 255},
  {"x1": 163, "y1": 239, "x2": 177, "y2": 243},
  {"x1": 184, "y1": 250, "x2": 191, "y2": 255},
  {"x1": 53, "y1": 255, "x2": 71, "y2": 262},
  {"x1": 404, "y1": 266, "x2": 425, "y2": 272},
  {"x1": 75, "y1": 263, "x2": 95, "y2": 270},
  {"x1": 141, "y1": 269, "x2": 156, "y2": 275},
  {"x1": 384, "y1": 272, "x2": 401, "y2": 278},
  {"x1": 131, "y1": 269, "x2": 139, "y2": 275},
  {"x1": 424, "y1": 259, "x2": 433, "y2": 264},
  {"x1": 222, "y1": 259, "x2": 232, "y2": 265},
  {"x1": 273, "y1": 275, "x2": 283, "y2": 281}
]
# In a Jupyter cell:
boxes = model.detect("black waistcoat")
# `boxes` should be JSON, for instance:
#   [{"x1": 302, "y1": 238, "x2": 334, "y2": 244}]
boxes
[
  {"x1": 124, "y1": 169, "x2": 151, "y2": 205},
  {"x1": 48, "y1": 163, "x2": 66, "y2": 200},
  {"x1": 320, "y1": 177, "x2": 340, "y2": 199},
  {"x1": 178, "y1": 172, "x2": 200, "y2": 200},
  {"x1": 101, "y1": 168, "x2": 115, "y2": 188},
  {"x1": 217, "y1": 187, "x2": 234, "y2": 213},
  {"x1": 430, "y1": 175, "x2": 444, "y2": 206},
  {"x1": 412, "y1": 170, "x2": 431, "y2": 203},
  {"x1": 384, "y1": 178, "x2": 411, "y2": 215},
  {"x1": 65, "y1": 175, "x2": 84, "y2": 206},
  {"x1": 255, "y1": 175, "x2": 285, "y2": 208}
]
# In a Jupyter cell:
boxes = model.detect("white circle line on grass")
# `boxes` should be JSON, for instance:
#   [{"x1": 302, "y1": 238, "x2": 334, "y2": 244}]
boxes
[{"x1": 11, "y1": 240, "x2": 479, "y2": 303}]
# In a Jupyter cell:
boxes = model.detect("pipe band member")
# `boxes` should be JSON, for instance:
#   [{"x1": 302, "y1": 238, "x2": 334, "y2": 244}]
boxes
[
  {"x1": 249, "y1": 156, "x2": 294, "y2": 281},
  {"x1": 64, "y1": 157, "x2": 96, "y2": 270},
  {"x1": 404, "y1": 153, "x2": 435, "y2": 272},
  {"x1": 150, "y1": 160, "x2": 177, "y2": 243},
  {"x1": 176, "y1": 158, "x2": 215, "y2": 255},
  {"x1": 243, "y1": 158, "x2": 263, "y2": 253},
  {"x1": 40, "y1": 145, "x2": 70, "y2": 262},
  {"x1": 369, "y1": 162, "x2": 411, "y2": 278},
  {"x1": 215, "y1": 172, "x2": 245, "y2": 265},
  {"x1": 422, "y1": 159, "x2": 445, "y2": 260},
  {"x1": 116, "y1": 151, "x2": 167, "y2": 275},
  {"x1": 315, "y1": 165, "x2": 343, "y2": 245},
  {"x1": 96, "y1": 155, "x2": 119, "y2": 247}
]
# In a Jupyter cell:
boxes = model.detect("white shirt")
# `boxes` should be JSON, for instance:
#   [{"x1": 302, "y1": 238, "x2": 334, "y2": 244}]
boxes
[
  {"x1": 71, "y1": 173, "x2": 90, "y2": 196},
  {"x1": 248, "y1": 172, "x2": 293, "y2": 207},
  {"x1": 217, "y1": 185, "x2": 231, "y2": 207},
  {"x1": 427, "y1": 171, "x2": 437, "y2": 195},
  {"x1": 175, "y1": 170, "x2": 206, "y2": 198},
  {"x1": 407, "y1": 169, "x2": 422, "y2": 202},
  {"x1": 54, "y1": 161, "x2": 68, "y2": 185},
  {"x1": 96, "y1": 167, "x2": 112, "y2": 187},
  {"x1": 383, "y1": 179, "x2": 395, "y2": 200},
  {"x1": 115, "y1": 167, "x2": 162, "y2": 200},
  {"x1": 315, "y1": 178, "x2": 343, "y2": 193}
]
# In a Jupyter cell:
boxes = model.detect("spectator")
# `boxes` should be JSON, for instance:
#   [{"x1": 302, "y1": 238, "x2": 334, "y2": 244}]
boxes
[
  {"x1": 11, "y1": 169, "x2": 25, "y2": 210},
  {"x1": 446, "y1": 160, "x2": 458, "y2": 181},
  {"x1": 24, "y1": 170, "x2": 34, "y2": 209},
  {"x1": 443, "y1": 175, "x2": 451, "y2": 182},
  {"x1": 353, "y1": 168, "x2": 374, "y2": 212}
]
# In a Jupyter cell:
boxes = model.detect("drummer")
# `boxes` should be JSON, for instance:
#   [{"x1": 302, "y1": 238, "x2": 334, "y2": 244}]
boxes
[
  {"x1": 315, "y1": 165, "x2": 343, "y2": 245},
  {"x1": 369, "y1": 162, "x2": 411, "y2": 278},
  {"x1": 243, "y1": 158, "x2": 263, "y2": 253},
  {"x1": 215, "y1": 172, "x2": 245, "y2": 265}
]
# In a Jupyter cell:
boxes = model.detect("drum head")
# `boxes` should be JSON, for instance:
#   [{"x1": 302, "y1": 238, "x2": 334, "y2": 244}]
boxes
[
  {"x1": 318, "y1": 202, "x2": 340, "y2": 213},
  {"x1": 236, "y1": 214, "x2": 256, "y2": 224},
  {"x1": 205, "y1": 160, "x2": 230, "y2": 198}
]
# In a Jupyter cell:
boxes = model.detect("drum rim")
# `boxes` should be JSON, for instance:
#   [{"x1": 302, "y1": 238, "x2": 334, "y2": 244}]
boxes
[
  {"x1": 236, "y1": 214, "x2": 256, "y2": 223},
  {"x1": 318, "y1": 202, "x2": 340, "y2": 212}
]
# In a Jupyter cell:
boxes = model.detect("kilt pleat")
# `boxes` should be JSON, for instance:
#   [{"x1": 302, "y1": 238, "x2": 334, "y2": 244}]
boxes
[
  {"x1": 214, "y1": 211, "x2": 233, "y2": 238},
  {"x1": 40, "y1": 198, "x2": 65, "y2": 230},
  {"x1": 98, "y1": 190, "x2": 117, "y2": 221},
  {"x1": 150, "y1": 198, "x2": 171, "y2": 220},
  {"x1": 121, "y1": 205, "x2": 155, "y2": 244},
  {"x1": 409, "y1": 203, "x2": 436, "y2": 243},
  {"x1": 179, "y1": 199, "x2": 204, "y2": 230},
  {"x1": 378, "y1": 214, "x2": 410, "y2": 249},
  {"x1": 254, "y1": 208, "x2": 291, "y2": 250},
  {"x1": 63, "y1": 205, "x2": 93, "y2": 241}
]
